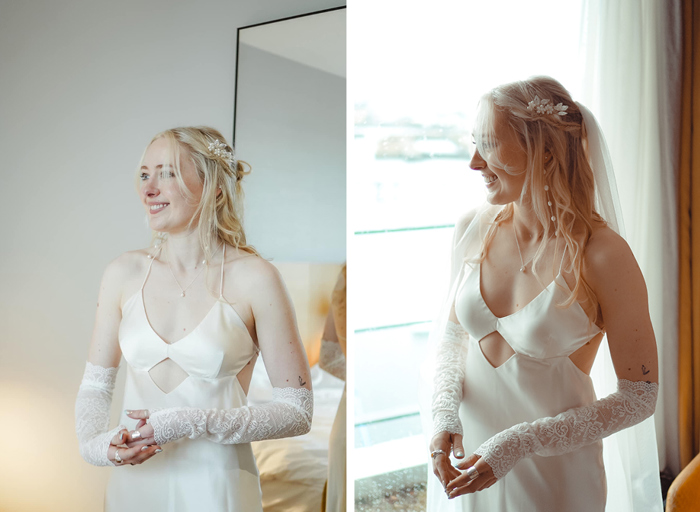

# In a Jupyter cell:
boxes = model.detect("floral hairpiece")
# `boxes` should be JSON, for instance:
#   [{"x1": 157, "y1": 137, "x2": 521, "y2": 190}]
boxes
[
  {"x1": 526, "y1": 96, "x2": 568, "y2": 117},
  {"x1": 208, "y1": 140, "x2": 236, "y2": 168}
]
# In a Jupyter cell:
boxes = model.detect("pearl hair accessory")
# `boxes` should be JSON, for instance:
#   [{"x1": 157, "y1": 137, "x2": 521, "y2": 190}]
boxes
[
  {"x1": 526, "y1": 96, "x2": 568, "y2": 117},
  {"x1": 208, "y1": 140, "x2": 236, "y2": 169}
]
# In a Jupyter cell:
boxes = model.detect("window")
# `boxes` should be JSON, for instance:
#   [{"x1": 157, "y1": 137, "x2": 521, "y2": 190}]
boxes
[{"x1": 351, "y1": 1, "x2": 583, "y2": 508}]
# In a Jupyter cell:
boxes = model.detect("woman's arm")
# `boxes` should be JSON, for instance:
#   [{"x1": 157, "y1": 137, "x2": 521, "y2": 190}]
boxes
[
  {"x1": 147, "y1": 258, "x2": 313, "y2": 445},
  {"x1": 585, "y1": 227, "x2": 658, "y2": 383},
  {"x1": 319, "y1": 307, "x2": 346, "y2": 381},
  {"x1": 446, "y1": 228, "x2": 659, "y2": 496},
  {"x1": 431, "y1": 311, "x2": 469, "y2": 439},
  {"x1": 319, "y1": 265, "x2": 347, "y2": 381},
  {"x1": 75, "y1": 254, "x2": 160, "y2": 466},
  {"x1": 430, "y1": 211, "x2": 478, "y2": 489},
  {"x1": 432, "y1": 209, "x2": 478, "y2": 440}
]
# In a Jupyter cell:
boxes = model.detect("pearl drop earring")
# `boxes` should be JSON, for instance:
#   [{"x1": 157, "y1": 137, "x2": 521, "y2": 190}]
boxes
[{"x1": 545, "y1": 185, "x2": 556, "y2": 223}]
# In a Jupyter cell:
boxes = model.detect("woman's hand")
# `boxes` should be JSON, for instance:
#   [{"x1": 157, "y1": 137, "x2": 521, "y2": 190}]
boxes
[
  {"x1": 445, "y1": 454, "x2": 497, "y2": 498},
  {"x1": 430, "y1": 431, "x2": 464, "y2": 490},
  {"x1": 107, "y1": 425, "x2": 161, "y2": 466},
  {"x1": 123, "y1": 409, "x2": 156, "y2": 448}
]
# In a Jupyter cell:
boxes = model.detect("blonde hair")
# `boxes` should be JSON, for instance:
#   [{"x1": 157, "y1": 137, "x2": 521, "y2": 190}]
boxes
[
  {"x1": 135, "y1": 126, "x2": 258, "y2": 262},
  {"x1": 474, "y1": 76, "x2": 606, "y2": 320}
]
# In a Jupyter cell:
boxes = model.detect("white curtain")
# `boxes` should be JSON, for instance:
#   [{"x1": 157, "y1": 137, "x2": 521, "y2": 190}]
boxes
[{"x1": 580, "y1": 0, "x2": 682, "y2": 480}]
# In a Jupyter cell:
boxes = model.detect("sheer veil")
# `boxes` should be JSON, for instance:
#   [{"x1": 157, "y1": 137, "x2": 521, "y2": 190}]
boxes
[{"x1": 419, "y1": 102, "x2": 662, "y2": 511}]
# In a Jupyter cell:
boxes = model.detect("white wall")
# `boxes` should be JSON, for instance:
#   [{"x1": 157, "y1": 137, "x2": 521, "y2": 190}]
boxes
[
  {"x1": 0, "y1": 1, "x2": 344, "y2": 510},
  {"x1": 238, "y1": 43, "x2": 346, "y2": 262}
]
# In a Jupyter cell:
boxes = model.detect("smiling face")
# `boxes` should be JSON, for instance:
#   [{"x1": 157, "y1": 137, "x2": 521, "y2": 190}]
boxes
[
  {"x1": 139, "y1": 137, "x2": 204, "y2": 235},
  {"x1": 470, "y1": 108, "x2": 529, "y2": 206}
]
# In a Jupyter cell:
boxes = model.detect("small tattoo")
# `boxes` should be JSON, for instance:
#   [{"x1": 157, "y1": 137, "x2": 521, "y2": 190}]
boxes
[
  {"x1": 642, "y1": 365, "x2": 650, "y2": 375},
  {"x1": 298, "y1": 376, "x2": 306, "y2": 386}
]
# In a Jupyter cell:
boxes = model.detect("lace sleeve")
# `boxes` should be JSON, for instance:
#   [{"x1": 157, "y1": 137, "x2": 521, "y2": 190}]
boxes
[
  {"x1": 75, "y1": 361, "x2": 126, "y2": 466},
  {"x1": 149, "y1": 387, "x2": 313, "y2": 445},
  {"x1": 319, "y1": 338, "x2": 346, "y2": 381},
  {"x1": 432, "y1": 321, "x2": 469, "y2": 436},
  {"x1": 473, "y1": 379, "x2": 658, "y2": 480}
]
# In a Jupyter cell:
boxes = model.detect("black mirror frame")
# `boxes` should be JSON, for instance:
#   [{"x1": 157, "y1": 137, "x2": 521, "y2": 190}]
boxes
[{"x1": 232, "y1": 4, "x2": 346, "y2": 146}]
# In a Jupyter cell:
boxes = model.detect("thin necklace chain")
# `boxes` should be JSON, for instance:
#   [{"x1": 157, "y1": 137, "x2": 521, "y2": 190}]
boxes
[
  {"x1": 166, "y1": 240, "x2": 223, "y2": 298},
  {"x1": 512, "y1": 223, "x2": 535, "y2": 273},
  {"x1": 512, "y1": 223, "x2": 556, "y2": 273}
]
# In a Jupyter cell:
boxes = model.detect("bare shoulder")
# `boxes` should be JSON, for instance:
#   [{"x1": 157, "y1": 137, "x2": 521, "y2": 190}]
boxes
[
  {"x1": 106, "y1": 248, "x2": 152, "y2": 280},
  {"x1": 582, "y1": 224, "x2": 642, "y2": 292},
  {"x1": 583, "y1": 225, "x2": 634, "y2": 270},
  {"x1": 100, "y1": 248, "x2": 153, "y2": 304},
  {"x1": 454, "y1": 209, "x2": 478, "y2": 240},
  {"x1": 225, "y1": 251, "x2": 285, "y2": 294}
]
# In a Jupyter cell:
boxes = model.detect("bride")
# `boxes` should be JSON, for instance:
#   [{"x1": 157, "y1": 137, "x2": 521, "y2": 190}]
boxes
[
  {"x1": 74, "y1": 126, "x2": 313, "y2": 511},
  {"x1": 427, "y1": 77, "x2": 661, "y2": 511}
]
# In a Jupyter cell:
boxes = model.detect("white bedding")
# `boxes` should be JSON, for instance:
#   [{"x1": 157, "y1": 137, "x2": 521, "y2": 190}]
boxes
[{"x1": 249, "y1": 362, "x2": 345, "y2": 512}]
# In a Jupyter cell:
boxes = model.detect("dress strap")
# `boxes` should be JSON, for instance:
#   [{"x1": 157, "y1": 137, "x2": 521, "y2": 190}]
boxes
[
  {"x1": 141, "y1": 243, "x2": 163, "y2": 291},
  {"x1": 219, "y1": 244, "x2": 226, "y2": 299}
]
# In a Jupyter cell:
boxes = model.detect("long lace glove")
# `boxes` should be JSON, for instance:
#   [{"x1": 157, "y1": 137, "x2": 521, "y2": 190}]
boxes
[
  {"x1": 432, "y1": 321, "x2": 469, "y2": 437},
  {"x1": 473, "y1": 379, "x2": 659, "y2": 480},
  {"x1": 319, "y1": 338, "x2": 346, "y2": 381},
  {"x1": 149, "y1": 387, "x2": 313, "y2": 445},
  {"x1": 75, "y1": 361, "x2": 126, "y2": 466}
]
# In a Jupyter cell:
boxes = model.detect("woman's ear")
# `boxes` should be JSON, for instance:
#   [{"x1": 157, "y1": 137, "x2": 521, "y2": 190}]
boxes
[{"x1": 216, "y1": 187, "x2": 222, "y2": 197}]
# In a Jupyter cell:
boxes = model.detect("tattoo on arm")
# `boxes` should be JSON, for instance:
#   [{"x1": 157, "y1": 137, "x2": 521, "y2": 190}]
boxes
[
  {"x1": 641, "y1": 365, "x2": 650, "y2": 375},
  {"x1": 298, "y1": 376, "x2": 307, "y2": 386}
]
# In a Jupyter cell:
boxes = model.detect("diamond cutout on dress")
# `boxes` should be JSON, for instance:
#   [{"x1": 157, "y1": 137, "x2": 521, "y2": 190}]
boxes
[
  {"x1": 478, "y1": 331, "x2": 516, "y2": 368},
  {"x1": 149, "y1": 358, "x2": 190, "y2": 394}
]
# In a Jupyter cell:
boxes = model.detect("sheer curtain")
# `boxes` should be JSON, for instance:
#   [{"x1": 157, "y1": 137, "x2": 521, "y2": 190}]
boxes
[{"x1": 579, "y1": 0, "x2": 682, "y2": 480}]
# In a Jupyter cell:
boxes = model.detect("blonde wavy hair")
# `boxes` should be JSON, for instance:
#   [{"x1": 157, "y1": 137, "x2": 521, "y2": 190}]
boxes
[
  {"x1": 135, "y1": 126, "x2": 259, "y2": 262},
  {"x1": 474, "y1": 76, "x2": 606, "y2": 321}
]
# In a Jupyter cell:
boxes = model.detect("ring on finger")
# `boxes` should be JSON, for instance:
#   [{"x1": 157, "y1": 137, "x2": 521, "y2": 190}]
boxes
[
  {"x1": 114, "y1": 449, "x2": 122, "y2": 464},
  {"x1": 466, "y1": 465, "x2": 479, "y2": 481},
  {"x1": 431, "y1": 449, "x2": 447, "y2": 459},
  {"x1": 131, "y1": 431, "x2": 142, "y2": 440}
]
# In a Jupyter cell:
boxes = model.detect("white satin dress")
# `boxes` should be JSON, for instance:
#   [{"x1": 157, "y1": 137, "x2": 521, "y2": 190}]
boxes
[
  {"x1": 451, "y1": 258, "x2": 606, "y2": 511},
  {"x1": 105, "y1": 245, "x2": 263, "y2": 511}
]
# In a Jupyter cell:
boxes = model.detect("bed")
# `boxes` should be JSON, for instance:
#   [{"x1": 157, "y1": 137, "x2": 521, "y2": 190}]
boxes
[
  {"x1": 248, "y1": 262, "x2": 345, "y2": 512},
  {"x1": 249, "y1": 361, "x2": 344, "y2": 512}
]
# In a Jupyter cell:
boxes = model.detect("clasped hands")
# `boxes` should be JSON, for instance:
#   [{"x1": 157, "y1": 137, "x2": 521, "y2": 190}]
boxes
[
  {"x1": 430, "y1": 432, "x2": 497, "y2": 499},
  {"x1": 108, "y1": 410, "x2": 161, "y2": 466}
]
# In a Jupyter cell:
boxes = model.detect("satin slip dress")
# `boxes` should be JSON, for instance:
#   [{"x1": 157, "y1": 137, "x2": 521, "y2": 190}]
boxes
[
  {"x1": 105, "y1": 244, "x2": 263, "y2": 512},
  {"x1": 452, "y1": 255, "x2": 606, "y2": 512}
]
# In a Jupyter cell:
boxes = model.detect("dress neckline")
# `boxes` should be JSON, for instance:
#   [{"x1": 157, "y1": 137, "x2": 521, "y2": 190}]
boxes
[
  {"x1": 476, "y1": 262, "x2": 563, "y2": 321},
  {"x1": 139, "y1": 288, "x2": 223, "y2": 346},
  {"x1": 122, "y1": 242, "x2": 255, "y2": 347}
]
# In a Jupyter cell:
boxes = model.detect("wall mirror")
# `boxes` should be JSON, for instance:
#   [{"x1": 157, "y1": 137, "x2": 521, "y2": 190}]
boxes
[{"x1": 234, "y1": 6, "x2": 346, "y2": 264}]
